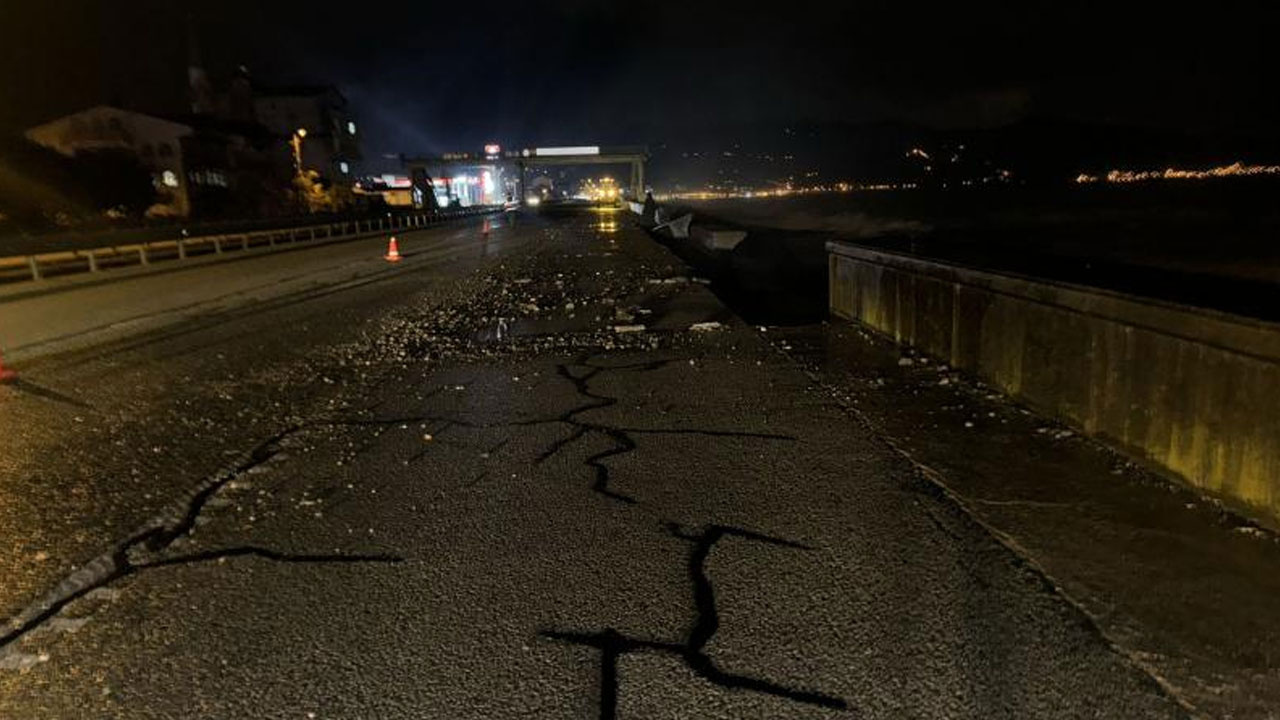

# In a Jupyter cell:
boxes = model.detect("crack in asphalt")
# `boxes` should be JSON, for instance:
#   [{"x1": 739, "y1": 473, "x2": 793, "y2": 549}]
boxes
[
  {"x1": 311, "y1": 351, "x2": 835, "y2": 713},
  {"x1": 6, "y1": 224, "x2": 833, "y2": 715},
  {"x1": 304, "y1": 347, "x2": 835, "y2": 713},
  {"x1": 537, "y1": 357, "x2": 796, "y2": 504},
  {"x1": 543, "y1": 523, "x2": 848, "y2": 718},
  {"x1": 134, "y1": 546, "x2": 403, "y2": 570},
  {"x1": 3, "y1": 379, "x2": 96, "y2": 410},
  {"x1": 923, "y1": 506, "x2": 966, "y2": 545},
  {"x1": 0, "y1": 426, "x2": 403, "y2": 656},
  {"x1": 319, "y1": 355, "x2": 795, "y2": 505}
]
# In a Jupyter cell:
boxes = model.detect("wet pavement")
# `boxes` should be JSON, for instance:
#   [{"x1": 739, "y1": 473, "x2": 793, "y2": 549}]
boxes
[
  {"x1": 771, "y1": 322, "x2": 1280, "y2": 718},
  {"x1": 0, "y1": 206, "x2": 1268, "y2": 717},
  {"x1": 0, "y1": 216, "x2": 531, "y2": 630}
]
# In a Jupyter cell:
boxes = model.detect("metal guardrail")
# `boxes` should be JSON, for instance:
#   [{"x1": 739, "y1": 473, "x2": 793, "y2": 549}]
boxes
[{"x1": 0, "y1": 206, "x2": 501, "y2": 285}]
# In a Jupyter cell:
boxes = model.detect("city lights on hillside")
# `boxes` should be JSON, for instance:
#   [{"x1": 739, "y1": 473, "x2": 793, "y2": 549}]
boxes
[
  {"x1": 655, "y1": 182, "x2": 918, "y2": 201},
  {"x1": 1075, "y1": 161, "x2": 1280, "y2": 184}
]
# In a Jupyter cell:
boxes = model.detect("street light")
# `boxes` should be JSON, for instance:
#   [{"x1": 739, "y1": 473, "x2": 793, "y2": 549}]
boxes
[{"x1": 291, "y1": 128, "x2": 307, "y2": 174}]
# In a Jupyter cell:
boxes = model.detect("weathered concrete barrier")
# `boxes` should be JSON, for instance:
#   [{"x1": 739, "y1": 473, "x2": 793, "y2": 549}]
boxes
[
  {"x1": 828, "y1": 241, "x2": 1280, "y2": 526},
  {"x1": 691, "y1": 225, "x2": 747, "y2": 251}
]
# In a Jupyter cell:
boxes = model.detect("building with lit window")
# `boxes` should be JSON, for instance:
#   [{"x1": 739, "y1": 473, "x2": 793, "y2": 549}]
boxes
[
  {"x1": 24, "y1": 106, "x2": 196, "y2": 216},
  {"x1": 253, "y1": 86, "x2": 361, "y2": 190},
  {"x1": 24, "y1": 105, "x2": 292, "y2": 219},
  {"x1": 24, "y1": 75, "x2": 364, "y2": 219}
]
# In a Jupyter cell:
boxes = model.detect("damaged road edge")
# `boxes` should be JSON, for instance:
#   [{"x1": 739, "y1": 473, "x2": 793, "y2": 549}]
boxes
[{"x1": 0, "y1": 426, "x2": 298, "y2": 658}]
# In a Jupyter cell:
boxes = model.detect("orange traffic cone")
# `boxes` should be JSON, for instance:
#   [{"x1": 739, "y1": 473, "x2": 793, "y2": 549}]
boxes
[
  {"x1": 0, "y1": 349, "x2": 16, "y2": 384},
  {"x1": 482, "y1": 218, "x2": 491, "y2": 237},
  {"x1": 384, "y1": 236, "x2": 402, "y2": 263}
]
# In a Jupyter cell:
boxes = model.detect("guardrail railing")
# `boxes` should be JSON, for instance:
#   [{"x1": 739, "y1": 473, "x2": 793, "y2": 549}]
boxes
[{"x1": 0, "y1": 206, "x2": 501, "y2": 286}]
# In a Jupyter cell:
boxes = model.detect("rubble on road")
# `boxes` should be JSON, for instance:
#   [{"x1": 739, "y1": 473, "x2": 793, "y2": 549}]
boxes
[{"x1": 322, "y1": 226, "x2": 733, "y2": 374}]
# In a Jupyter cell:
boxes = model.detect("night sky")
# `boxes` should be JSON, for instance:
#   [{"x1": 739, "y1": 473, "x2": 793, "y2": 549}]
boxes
[{"x1": 2, "y1": 1, "x2": 1277, "y2": 171}]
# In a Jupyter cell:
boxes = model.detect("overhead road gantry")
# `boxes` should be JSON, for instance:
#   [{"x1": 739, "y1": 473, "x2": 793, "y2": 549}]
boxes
[{"x1": 402, "y1": 145, "x2": 649, "y2": 205}]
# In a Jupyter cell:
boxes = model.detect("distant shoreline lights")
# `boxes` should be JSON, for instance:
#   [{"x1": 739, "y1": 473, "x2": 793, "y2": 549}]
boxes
[
  {"x1": 1075, "y1": 161, "x2": 1280, "y2": 184},
  {"x1": 656, "y1": 183, "x2": 918, "y2": 201}
]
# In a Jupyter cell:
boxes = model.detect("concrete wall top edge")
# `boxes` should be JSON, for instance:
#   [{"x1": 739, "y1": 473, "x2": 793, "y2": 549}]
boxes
[{"x1": 827, "y1": 241, "x2": 1280, "y2": 363}]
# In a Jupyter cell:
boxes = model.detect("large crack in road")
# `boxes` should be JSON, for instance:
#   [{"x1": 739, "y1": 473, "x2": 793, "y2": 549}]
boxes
[
  {"x1": 0, "y1": 211, "x2": 1189, "y2": 716},
  {"x1": 543, "y1": 522, "x2": 849, "y2": 719},
  {"x1": 0, "y1": 425, "x2": 403, "y2": 664}
]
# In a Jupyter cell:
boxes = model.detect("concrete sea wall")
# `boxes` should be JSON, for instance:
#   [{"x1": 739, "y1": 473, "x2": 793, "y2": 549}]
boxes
[{"x1": 828, "y1": 241, "x2": 1280, "y2": 526}]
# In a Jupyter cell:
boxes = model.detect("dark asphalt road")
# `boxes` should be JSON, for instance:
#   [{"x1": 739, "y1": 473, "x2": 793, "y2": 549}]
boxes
[
  {"x1": 0, "y1": 216, "x2": 529, "y2": 625},
  {"x1": 0, "y1": 207, "x2": 1217, "y2": 716}
]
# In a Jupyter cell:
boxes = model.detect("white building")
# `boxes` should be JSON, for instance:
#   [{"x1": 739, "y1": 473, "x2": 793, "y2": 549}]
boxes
[{"x1": 24, "y1": 105, "x2": 195, "y2": 216}]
